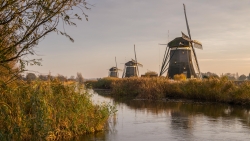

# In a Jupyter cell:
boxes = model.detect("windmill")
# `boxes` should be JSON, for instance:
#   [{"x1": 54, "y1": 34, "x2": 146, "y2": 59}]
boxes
[
  {"x1": 108, "y1": 57, "x2": 121, "y2": 77},
  {"x1": 159, "y1": 4, "x2": 203, "y2": 79},
  {"x1": 122, "y1": 45, "x2": 143, "y2": 78}
]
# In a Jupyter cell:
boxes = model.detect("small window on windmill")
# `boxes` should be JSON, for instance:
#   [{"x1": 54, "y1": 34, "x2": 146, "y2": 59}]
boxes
[
  {"x1": 175, "y1": 61, "x2": 177, "y2": 64},
  {"x1": 182, "y1": 51, "x2": 184, "y2": 54},
  {"x1": 184, "y1": 67, "x2": 186, "y2": 69}
]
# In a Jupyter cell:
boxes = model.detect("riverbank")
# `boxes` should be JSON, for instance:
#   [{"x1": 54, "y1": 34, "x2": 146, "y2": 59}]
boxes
[
  {"x1": 82, "y1": 89, "x2": 250, "y2": 141},
  {"x1": 0, "y1": 80, "x2": 114, "y2": 140},
  {"x1": 85, "y1": 77, "x2": 250, "y2": 105}
]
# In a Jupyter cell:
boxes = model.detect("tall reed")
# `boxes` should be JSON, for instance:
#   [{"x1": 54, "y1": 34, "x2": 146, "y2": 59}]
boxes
[
  {"x1": 85, "y1": 77, "x2": 119, "y2": 89},
  {"x1": 0, "y1": 79, "x2": 114, "y2": 140},
  {"x1": 91, "y1": 77, "x2": 250, "y2": 105}
]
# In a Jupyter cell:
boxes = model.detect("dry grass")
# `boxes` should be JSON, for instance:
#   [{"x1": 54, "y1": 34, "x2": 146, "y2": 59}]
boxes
[
  {"x1": 85, "y1": 77, "x2": 119, "y2": 89},
  {"x1": 173, "y1": 74, "x2": 186, "y2": 81},
  {"x1": 0, "y1": 79, "x2": 114, "y2": 140},
  {"x1": 90, "y1": 77, "x2": 250, "y2": 105}
]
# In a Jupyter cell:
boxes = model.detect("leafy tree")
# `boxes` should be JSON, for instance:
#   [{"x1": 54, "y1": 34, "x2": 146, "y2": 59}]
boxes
[
  {"x1": 0, "y1": 59, "x2": 19, "y2": 85},
  {"x1": 144, "y1": 71, "x2": 158, "y2": 76},
  {"x1": 202, "y1": 72, "x2": 219, "y2": 79},
  {"x1": 68, "y1": 75, "x2": 75, "y2": 81},
  {"x1": 202, "y1": 75, "x2": 209, "y2": 79},
  {"x1": 238, "y1": 74, "x2": 247, "y2": 81},
  {"x1": 76, "y1": 72, "x2": 84, "y2": 84},
  {"x1": 38, "y1": 74, "x2": 48, "y2": 81},
  {"x1": 26, "y1": 73, "x2": 37, "y2": 81},
  {"x1": 56, "y1": 74, "x2": 67, "y2": 81},
  {"x1": 0, "y1": 0, "x2": 89, "y2": 83},
  {"x1": 223, "y1": 73, "x2": 236, "y2": 80}
]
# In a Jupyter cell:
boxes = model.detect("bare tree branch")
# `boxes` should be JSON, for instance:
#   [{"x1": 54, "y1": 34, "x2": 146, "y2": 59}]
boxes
[{"x1": 0, "y1": 0, "x2": 89, "y2": 84}]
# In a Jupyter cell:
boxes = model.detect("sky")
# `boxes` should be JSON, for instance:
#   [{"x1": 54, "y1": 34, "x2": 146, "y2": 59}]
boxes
[{"x1": 25, "y1": 0, "x2": 250, "y2": 78}]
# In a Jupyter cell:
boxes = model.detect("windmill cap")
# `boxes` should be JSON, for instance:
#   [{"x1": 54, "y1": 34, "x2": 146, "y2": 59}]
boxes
[
  {"x1": 109, "y1": 67, "x2": 118, "y2": 71},
  {"x1": 168, "y1": 37, "x2": 190, "y2": 48},
  {"x1": 125, "y1": 60, "x2": 137, "y2": 66}
]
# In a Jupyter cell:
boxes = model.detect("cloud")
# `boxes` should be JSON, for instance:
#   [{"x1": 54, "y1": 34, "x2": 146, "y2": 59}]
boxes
[{"x1": 200, "y1": 58, "x2": 250, "y2": 61}]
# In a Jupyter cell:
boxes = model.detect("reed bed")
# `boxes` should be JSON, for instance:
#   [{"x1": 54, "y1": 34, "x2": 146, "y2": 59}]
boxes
[
  {"x1": 91, "y1": 77, "x2": 250, "y2": 105},
  {"x1": 0, "y1": 79, "x2": 114, "y2": 141},
  {"x1": 85, "y1": 77, "x2": 119, "y2": 89}
]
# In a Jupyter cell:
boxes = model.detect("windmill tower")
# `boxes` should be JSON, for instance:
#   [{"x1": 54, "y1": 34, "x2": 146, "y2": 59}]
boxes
[
  {"x1": 122, "y1": 45, "x2": 143, "y2": 78},
  {"x1": 159, "y1": 4, "x2": 203, "y2": 79},
  {"x1": 108, "y1": 57, "x2": 121, "y2": 77},
  {"x1": 108, "y1": 67, "x2": 119, "y2": 77}
]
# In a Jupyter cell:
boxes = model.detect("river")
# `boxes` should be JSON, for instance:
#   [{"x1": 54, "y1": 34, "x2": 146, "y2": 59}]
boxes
[{"x1": 82, "y1": 89, "x2": 250, "y2": 141}]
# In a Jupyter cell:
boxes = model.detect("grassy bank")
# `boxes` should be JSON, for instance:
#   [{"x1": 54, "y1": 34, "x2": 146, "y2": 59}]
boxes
[
  {"x1": 87, "y1": 77, "x2": 250, "y2": 105},
  {"x1": 0, "y1": 80, "x2": 114, "y2": 140},
  {"x1": 85, "y1": 77, "x2": 118, "y2": 89}
]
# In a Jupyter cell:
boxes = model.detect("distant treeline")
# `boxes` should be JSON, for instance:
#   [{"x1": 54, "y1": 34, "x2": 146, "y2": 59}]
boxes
[
  {"x1": 21, "y1": 72, "x2": 84, "y2": 83},
  {"x1": 202, "y1": 72, "x2": 250, "y2": 81}
]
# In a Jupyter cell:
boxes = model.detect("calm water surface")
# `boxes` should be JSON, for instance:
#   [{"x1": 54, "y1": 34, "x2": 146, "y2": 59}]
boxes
[{"x1": 83, "y1": 89, "x2": 250, "y2": 141}]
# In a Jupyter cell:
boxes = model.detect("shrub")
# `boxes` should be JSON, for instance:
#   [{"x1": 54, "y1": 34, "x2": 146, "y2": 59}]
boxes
[
  {"x1": 85, "y1": 77, "x2": 119, "y2": 89},
  {"x1": 173, "y1": 74, "x2": 186, "y2": 81}
]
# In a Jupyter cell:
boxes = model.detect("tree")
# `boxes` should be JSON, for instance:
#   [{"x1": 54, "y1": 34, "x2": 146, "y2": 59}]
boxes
[
  {"x1": 0, "y1": 0, "x2": 89, "y2": 83},
  {"x1": 26, "y1": 73, "x2": 37, "y2": 81},
  {"x1": 144, "y1": 71, "x2": 158, "y2": 77},
  {"x1": 68, "y1": 75, "x2": 75, "y2": 81},
  {"x1": 223, "y1": 73, "x2": 236, "y2": 80},
  {"x1": 0, "y1": 58, "x2": 19, "y2": 85},
  {"x1": 202, "y1": 72, "x2": 219, "y2": 79},
  {"x1": 76, "y1": 72, "x2": 84, "y2": 84},
  {"x1": 238, "y1": 74, "x2": 247, "y2": 81},
  {"x1": 56, "y1": 74, "x2": 67, "y2": 81},
  {"x1": 38, "y1": 75, "x2": 48, "y2": 81}
]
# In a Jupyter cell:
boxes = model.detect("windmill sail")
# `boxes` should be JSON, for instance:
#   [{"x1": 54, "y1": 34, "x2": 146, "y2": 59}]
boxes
[
  {"x1": 131, "y1": 59, "x2": 143, "y2": 67},
  {"x1": 134, "y1": 45, "x2": 139, "y2": 76},
  {"x1": 193, "y1": 40, "x2": 203, "y2": 49},
  {"x1": 108, "y1": 57, "x2": 121, "y2": 78},
  {"x1": 183, "y1": 3, "x2": 201, "y2": 78},
  {"x1": 123, "y1": 59, "x2": 142, "y2": 77},
  {"x1": 115, "y1": 57, "x2": 117, "y2": 68},
  {"x1": 182, "y1": 32, "x2": 203, "y2": 50},
  {"x1": 159, "y1": 4, "x2": 203, "y2": 79},
  {"x1": 122, "y1": 45, "x2": 143, "y2": 78},
  {"x1": 181, "y1": 32, "x2": 191, "y2": 42}
]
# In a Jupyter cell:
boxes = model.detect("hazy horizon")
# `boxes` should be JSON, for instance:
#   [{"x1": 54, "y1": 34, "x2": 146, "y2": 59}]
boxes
[{"x1": 25, "y1": 0, "x2": 250, "y2": 78}]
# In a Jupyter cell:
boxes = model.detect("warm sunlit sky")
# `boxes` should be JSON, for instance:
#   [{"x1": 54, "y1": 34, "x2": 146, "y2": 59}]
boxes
[{"x1": 26, "y1": 0, "x2": 250, "y2": 78}]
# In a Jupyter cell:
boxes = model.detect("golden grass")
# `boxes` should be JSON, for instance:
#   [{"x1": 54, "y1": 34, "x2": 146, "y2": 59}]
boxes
[
  {"x1": 0, "y1": 79, "x2": 114, "y2": 140},
  {"x1": 85, "y1": 77, "x2": 119, "y2": 89},
  {"x1": 90, "y1": 77, "x2": 250, "y2": 105},
  {"x1": 173, "y1": 74, "x2": 186, "y2": 81}
]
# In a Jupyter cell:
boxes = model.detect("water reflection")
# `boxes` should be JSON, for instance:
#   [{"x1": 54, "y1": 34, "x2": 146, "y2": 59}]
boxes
[{"x1": 84, "y1": 90, "x2": 250, "y2": 141}]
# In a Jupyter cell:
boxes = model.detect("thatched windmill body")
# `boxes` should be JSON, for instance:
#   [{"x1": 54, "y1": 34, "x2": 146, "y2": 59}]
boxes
[
  {"x1": 108, "y1": 57, "x2": 121, "y2": 77},
  {"x1": 159, "y1": 4, "x2": 203, "y2": 79},
  {"x1": 108, "y1": 67, "x2": 119, "y2": 77},
  {"x1": 122, "y1": 45, "x2": 143, "y2": 78}
]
